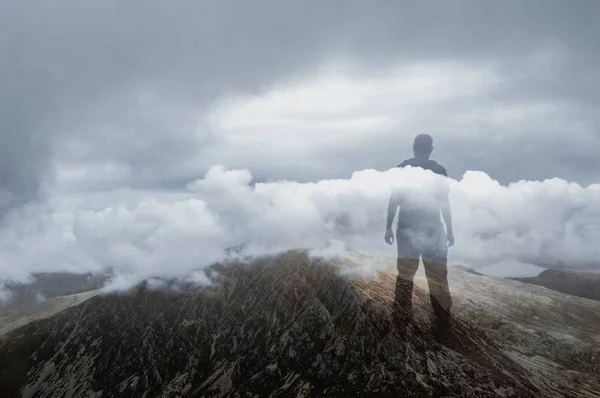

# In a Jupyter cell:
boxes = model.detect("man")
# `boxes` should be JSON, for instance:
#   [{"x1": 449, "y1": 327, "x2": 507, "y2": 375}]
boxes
[{"x1": 385, "y1": 134, "x2": 454, "y2": 337}]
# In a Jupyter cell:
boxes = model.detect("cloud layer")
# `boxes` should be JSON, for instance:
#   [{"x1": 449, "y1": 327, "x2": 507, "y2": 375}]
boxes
[{"x1": 2, "y1": 165, "x2": 600, "y2": 299}]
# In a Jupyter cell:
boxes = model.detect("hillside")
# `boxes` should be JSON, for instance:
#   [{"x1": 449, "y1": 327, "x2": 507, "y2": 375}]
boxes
[
  {"x1": 513, "y1": 268, "x2": 600, "y2": 302},
  {"x1": 0, "y1": 250, "x2": 599, "y2": 397}
]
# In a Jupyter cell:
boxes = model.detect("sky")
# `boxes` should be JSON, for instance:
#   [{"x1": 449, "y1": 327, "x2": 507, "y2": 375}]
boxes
[{"x1": 1, "y1": 1, "x2": 600, "y2": 297}]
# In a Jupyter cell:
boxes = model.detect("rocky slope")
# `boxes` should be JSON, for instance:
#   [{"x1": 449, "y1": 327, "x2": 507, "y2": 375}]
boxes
[
  {"x1": 513, "y1": 268, "x2": 600, "y2": 301},
  {"x1": 0, "y1": 250, "x2": 599, "y2": 397}
]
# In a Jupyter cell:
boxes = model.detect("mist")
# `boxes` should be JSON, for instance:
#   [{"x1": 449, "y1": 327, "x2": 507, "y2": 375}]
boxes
[{"x1": 1, "y1": 164, "x2": 599, "y2": 299}]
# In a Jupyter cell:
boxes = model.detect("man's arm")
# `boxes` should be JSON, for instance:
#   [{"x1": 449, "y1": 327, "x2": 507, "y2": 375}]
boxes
[
  {"x1": 438, "y1": 165, "x2": 454, "y2": 246},
  {"x1": 386, "y1": 161, "x2": 406, "y2": 244},
  {"x1": 442, "y1": 196, "x2": 454, "y2": 246},
  {"x1": 385, "y1": 190, "x2": 399, "y2": 245},
  {"x1": 386, "y1": 192, "x2": 399, "y2": 230}
]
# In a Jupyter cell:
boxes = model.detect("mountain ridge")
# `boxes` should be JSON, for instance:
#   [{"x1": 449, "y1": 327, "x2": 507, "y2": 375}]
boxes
[{"x1": 0, "y1": 250, "x2": 599, "y2": 397}]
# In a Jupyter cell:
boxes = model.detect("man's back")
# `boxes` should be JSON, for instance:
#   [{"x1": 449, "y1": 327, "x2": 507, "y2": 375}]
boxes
[{"x1": 395, "y1": 158, "x2": 448, "y2": 230}]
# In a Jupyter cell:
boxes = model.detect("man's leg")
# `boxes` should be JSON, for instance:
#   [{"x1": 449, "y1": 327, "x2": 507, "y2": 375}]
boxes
[
  {"x1": 393, "y1": 230, "x2": 420, "y2": 328},
  {"x1": 422, "y1": 232, "x2": 452, "y2": 327}
]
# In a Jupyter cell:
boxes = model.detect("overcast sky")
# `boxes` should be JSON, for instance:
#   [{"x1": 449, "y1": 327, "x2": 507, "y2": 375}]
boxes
[{"x1": 1, "y1": 1, "x2": 600, "y2": 295}]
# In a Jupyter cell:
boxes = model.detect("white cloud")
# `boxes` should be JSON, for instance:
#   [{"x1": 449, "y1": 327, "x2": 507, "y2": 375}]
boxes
[
  {"x1": 47, "y1": 53, "x2": 600, "y2": 194},
  {"x1": 197, "y1": 55, "x2": 599, "y2": 188},
  {"x1": 207, "y1": 60, "x2": 499, "y2": 153},
  {"x1": 1, "y1": 165, "x2": 600, "y2": 293}
]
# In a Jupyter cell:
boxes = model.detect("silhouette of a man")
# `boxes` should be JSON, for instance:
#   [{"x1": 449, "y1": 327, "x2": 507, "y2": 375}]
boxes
[{"x1": 385, "y1": 134, "x2": 454, "y2": 336}]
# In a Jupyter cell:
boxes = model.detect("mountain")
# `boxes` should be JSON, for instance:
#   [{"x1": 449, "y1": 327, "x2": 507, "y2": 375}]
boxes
[
  {"x1": 513, "y1": 268, "x2": 600, "y2": 301},
  {"x1": 1, "y1": 250, "x2": 599, "y2": 397},
  {"x1": 0, "y1": 272, "x2": 107, "y2": 318}
]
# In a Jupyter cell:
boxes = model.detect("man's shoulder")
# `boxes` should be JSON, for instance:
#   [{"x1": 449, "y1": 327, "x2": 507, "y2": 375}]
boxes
[
  {"x1": 397, "y1": 158, "x2": 415, "y2": 168},
  {"x1": 396, "y1": 159, "x2": 447, "y2": 176},
  {"x1": 429, "y1": 161, "x2": 447, "y2": 176}
]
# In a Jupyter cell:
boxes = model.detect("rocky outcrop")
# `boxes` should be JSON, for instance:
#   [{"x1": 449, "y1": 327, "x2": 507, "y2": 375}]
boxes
[{"x1": 0, "y1": 250, "x2": 599, "y2": 397}]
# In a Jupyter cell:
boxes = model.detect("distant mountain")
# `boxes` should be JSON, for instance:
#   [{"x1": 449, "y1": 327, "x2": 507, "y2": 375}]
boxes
[
  {"x1": 0, "y1": 272, "x2": 108, "y2": 318},
  {"x1": 512, "y1": 268, "x2": 600, "y2": 301},
  {"x1": 0, "y1": 251, "x2": 599, "y2": 397},
  {"x1": 0, "y1": 290, "x2": 100, "y2": 337}
]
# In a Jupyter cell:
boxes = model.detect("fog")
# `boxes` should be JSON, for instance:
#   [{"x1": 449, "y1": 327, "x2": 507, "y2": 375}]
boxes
[{"x1": 1, "y1": 164, "x2": 599, "y2": 299}]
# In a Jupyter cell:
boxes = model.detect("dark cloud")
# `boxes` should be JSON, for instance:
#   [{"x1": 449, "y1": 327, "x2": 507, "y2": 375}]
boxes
[{"x1": 1, "y1": 0, "x2": 599, "y2": 201}]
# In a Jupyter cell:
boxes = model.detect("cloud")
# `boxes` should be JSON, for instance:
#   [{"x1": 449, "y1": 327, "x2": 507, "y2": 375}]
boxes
[
  {"x1": 205, "y1": 56, "x2": 600, "y2": 186},
  {"x1": 1, "y1": 165, "x2": 600, "y2": 293},
  {"x1": 50, "y1": 52, "x2": 598, "y2": 193},
  {"x1": 2, "y1": 0, "x2": 599, "y2": 209}
]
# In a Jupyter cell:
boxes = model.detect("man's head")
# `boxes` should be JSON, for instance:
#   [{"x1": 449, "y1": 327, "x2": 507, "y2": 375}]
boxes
[{"x1": 413, "y1": 134, "x2": 434, "y2": 160}]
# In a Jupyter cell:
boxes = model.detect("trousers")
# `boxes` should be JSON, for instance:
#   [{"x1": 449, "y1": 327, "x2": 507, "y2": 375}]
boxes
[{"x1": 392, "y1": 225, "x2": 452, "y2": 326}]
